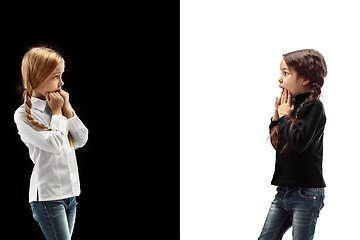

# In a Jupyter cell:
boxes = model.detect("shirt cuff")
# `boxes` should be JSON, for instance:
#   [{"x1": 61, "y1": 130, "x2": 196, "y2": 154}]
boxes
[
  {"x1": 68, "y1": 113, "x2": 86, "y2": 133},
  {"x1": 50, "y1": 115, "x2": 68, "y2": 135},
  {"x1": 270, "y1": 117, "x2": 279, "y2": 129},
  {"x1": 278, "y1": 116, "x2": 289, "y2": 131}
]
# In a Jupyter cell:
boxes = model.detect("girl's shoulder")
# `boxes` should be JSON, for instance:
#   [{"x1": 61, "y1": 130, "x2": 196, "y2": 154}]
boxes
[
  {"x1": 298, "y1": 99, "x2": 325, "y2": 117},
  {"x1": 14, "y1": 104, "x2": 25, "y2": 120},
  {"x1": 306, "y1": 99, "x2": 324, "y2": 108},
  {"x1": 303, "y1": 99, "x2": 324, "y2": 109}
]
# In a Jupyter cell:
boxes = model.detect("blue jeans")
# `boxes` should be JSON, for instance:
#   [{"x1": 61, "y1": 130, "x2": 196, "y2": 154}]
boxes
[
  {"x1": 259, "y1": 187, "x2": 325, "y2": 240},
  {"x1": 30, "y1": 197, "x2": 77, "y2": 240}
]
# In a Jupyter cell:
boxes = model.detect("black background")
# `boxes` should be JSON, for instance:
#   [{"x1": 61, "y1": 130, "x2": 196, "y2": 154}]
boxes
[{"x1": 3, "y1": 3, "x2": 179, "y2": 239}]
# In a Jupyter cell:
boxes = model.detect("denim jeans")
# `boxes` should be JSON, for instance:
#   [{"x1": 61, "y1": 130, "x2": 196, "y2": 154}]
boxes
[
  {"x1": 259, "y1": 187, "x2": 325, "y2": 240},
  {"x1": 30, "y1": 197, "x2": 77, "y2": 240}
]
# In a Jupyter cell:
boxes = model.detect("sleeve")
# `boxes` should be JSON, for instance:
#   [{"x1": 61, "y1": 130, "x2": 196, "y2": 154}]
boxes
[
  {"x1": 67, "y1": 112, "x2": 88, "y2": 149},
  {"x1": 14, "y1": 110, "x2": 68, "y2": 153},
  {"x1": 269, "y1": 117, "x2": 279, "y2": 134},
  {"x1": 66, "y1": 103, "x2": 88, "y2": 149},
  {"x1": 277, "y1": 101, "x2": 325, "y2": 153}
]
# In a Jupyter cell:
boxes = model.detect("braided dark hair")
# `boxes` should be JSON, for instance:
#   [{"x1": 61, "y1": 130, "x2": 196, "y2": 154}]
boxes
[{"x1": 270, "y1": 49, "x2": 327, "y2": 152}]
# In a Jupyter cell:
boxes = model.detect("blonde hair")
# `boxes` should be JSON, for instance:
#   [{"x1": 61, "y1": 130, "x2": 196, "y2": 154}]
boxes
[{"x1": 21, "y1": 46, "x2": 74, "y2": 146}]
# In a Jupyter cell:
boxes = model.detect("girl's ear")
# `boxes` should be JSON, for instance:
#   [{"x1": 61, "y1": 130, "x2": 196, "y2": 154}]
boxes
[{"x1": 302, "y1": 79, "x2": 311, "y2": 86}]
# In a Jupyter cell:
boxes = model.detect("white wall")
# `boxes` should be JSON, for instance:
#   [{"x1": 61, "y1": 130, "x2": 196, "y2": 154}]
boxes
[{"x1": 180, "y1": 0, "x2": 360, "y2": 239}]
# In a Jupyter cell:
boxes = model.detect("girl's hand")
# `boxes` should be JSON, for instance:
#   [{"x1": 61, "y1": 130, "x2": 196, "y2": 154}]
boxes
[
  {"x1": 278, "y1": 89, "x2": 294, "y2": 118},
  {"x1": 46, "y1": 92, "x2": 64, "y2": 115},
  {"x1": 59, "y1": 89, "x2": 69, "y2": 104},
  {"x1": 272, "y1": 89, "x2": 283, "y2": 121},
  {"x1": 59, "y1": 89, "x2": 74, "y2": 119}
]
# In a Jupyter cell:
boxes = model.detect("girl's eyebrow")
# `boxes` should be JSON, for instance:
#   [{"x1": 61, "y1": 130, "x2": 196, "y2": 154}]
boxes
[
  {"x1": 281, "y1": 68, "x2": 289, "y2": 71},
  {"x1": 52, "y1": 71, "x2": 64, "y2": 75}
]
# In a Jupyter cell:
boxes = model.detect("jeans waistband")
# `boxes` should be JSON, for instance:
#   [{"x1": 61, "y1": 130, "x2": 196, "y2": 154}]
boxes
[{"x1": 277, "y1": 186, "x2": 325, "y2": 192}]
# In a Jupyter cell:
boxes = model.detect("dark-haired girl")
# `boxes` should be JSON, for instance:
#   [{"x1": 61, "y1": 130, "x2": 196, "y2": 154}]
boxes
[{"x1": 258, "y1": 49, "x2": 327, "y2": 240}]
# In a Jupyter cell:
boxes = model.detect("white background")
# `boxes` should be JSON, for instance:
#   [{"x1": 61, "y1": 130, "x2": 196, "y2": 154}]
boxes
[{"x1": 180, "y1": 0, "x2": 360, "y2": 239}]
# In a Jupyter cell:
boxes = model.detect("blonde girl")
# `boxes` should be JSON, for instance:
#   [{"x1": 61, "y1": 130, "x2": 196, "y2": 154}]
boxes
[{"x1": 14, "y1": 46, "x2": 88, "y2": 240}]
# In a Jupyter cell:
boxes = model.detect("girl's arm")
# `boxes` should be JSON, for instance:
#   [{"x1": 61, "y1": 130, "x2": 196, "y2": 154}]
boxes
[
  {"x1": 67, "y1": 111, "x2": 88, "y2": 148},
  {"x1": 59, "y1": 89, "x2": 88, "y2": 148},
  {"x1": 14, "y1": 110, "x2": 68, "y2": 153},
  {"x1": 278, "y1": 101, "x2": 326, "y2": 153}
]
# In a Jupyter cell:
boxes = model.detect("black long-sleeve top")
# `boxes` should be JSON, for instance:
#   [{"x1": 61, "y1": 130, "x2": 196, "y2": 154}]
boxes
[{"x1": 269, "y1": 92, "x2": 326, "y2": 188}]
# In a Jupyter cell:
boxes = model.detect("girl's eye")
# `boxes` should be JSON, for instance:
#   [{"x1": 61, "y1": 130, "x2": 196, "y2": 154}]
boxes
[{"x1": 53, "y1": 75, "x2": 59, "y2": 79}]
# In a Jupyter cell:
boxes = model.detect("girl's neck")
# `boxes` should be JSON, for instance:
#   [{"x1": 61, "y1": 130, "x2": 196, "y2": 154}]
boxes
[
  {"x1": 32, "y1": 90, "x2": 46, "y2": 100},
  {"x1": 293, "y1": 85, "x2": 314, "y2": 97}
]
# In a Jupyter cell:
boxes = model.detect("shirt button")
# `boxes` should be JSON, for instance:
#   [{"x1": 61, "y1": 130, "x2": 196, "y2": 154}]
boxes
[{"x1": 314, "y1": 196, "x2": 316, "y2": 200}]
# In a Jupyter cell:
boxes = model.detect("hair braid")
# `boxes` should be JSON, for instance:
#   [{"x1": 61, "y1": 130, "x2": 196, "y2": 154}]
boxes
[
  {"x1": 24, "y1": 88, "x2": 50, "y2": 130},
  {"x1": 270, "y1": 124, "x2": 281, "y2": 150}
]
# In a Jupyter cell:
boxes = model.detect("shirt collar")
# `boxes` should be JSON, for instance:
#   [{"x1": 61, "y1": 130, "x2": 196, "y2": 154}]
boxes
[
  {"x1": 293, "y1": 92, "x2": 312, "y2": 106},
  {"x1": 30, "y1": 97, "x2": 47, "y2": 112}
]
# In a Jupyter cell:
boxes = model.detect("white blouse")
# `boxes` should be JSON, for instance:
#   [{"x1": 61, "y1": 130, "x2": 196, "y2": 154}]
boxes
[{"x1": 14, "y1": 97, "x2": 88, "y2": 202}]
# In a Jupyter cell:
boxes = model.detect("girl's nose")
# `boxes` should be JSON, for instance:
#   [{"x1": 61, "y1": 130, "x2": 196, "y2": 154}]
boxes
[
  {"x1": 59, "y1": 79, "x2": 64, "y2": 87},
  {"x1": 278, "y1": 77, "x2": 282, "y2": 83}
]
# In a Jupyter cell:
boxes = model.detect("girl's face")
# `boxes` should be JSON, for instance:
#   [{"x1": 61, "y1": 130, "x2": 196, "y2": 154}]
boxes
[
  {"x1": 33, "y1": 61, "x2": 65, "y2": 99},
  {"x1": 278, "y1": 59, "x2": 309, "y2": 97}
]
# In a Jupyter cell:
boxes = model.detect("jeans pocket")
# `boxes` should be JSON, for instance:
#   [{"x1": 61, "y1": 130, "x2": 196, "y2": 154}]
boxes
[{"x1": 298, "y1": 188, "x2": 317, "y2": 200}]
